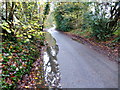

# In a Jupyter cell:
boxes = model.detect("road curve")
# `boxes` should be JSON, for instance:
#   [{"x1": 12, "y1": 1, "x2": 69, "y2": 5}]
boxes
[{"x1": 48, "y1": 27, "x2": 118, "y2": 88}]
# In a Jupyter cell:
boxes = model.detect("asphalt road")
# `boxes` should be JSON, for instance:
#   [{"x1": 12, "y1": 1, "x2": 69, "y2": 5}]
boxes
[{"x1": 48, "y1": 27, "x2": 118, "y2": 88}]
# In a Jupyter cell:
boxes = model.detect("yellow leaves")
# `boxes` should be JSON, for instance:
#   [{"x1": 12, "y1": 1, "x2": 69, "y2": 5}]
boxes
[
  {"x1": 37, "y1": 73, "x2": 39, "y2": 76},
  {"x1": 24, "y1": 86, "x2": 29, "y2": 88},
  {"x1": 28, "y1": 35, "x2": 32, "y2": 38},
  {"x1": 26, "y1": 39, "x2": 30, "y2": 42},
  {"x1": 16, "y1": 34, "x2": 23, "y2": 37},
  {"x1": 8, "y1": 56, "x2": 12, "y2": 59},
  {"x1": 10, "y1": 45, "x2": 13, "y2": 49},
  {"x1": 23, "y1": 33, "x2": 27, "y2": 35},
  {"x1": 39, "y1": 31, "x2": 46, "y2": 35},
  {"x1": 28, "y1": 25, "x2": 31, "y2": 28},
  {"x1": 15, "y1": 2, "x2": 19, "y2": 6},
  {"x1": 34, "y1": 23, "x2": 38, "y2": 26},
  {"x1": 23, "y1": 25, "x2": 28, "y2": 29},
  {"x1": 22, "y1": 49, "x2": 25, "y2": 52},
  {"x1": 34, "y1": 77, "x2": 38, "y2": 79},
  {"x1": 28, "y1": 29, "x2": 35, "y2": 33},
  {"x1": 2, "y1": 27, "x2": 11, "y2": 33},
  {"x1": 0, "y1": 33, "x2": 3, "y2": 35},
  {"x1": 13, "y1": 21, "x2": 19, "y2": 24}
]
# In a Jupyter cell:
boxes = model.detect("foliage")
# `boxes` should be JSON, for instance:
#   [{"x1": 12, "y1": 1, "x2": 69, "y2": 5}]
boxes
[
  {"x1": 54, "y1": 2, "x2": 86, "y2": 32},
  {"x1": 41, "y1": 2, "x2": 50, "y2": 31},
  {"x1": 1, "y1": 38, "x2": 41, "y2": 89},
  {"x1": 82, "y1": 2, "x2": 120, "y2": 41},
  {"x1": 44, "y1": 12, "x2": 54, "y2": 28},
  {"x1": 1, "y1": 1, "x2": 50, "y2": 89},
  {"x1": 54, "y1": 2, "x2": 120, "y2": 41},
  {"x1": 44, "y1": 2, "x2": 50, "y2": 16},
  {"x1": 84, "y1": 12, "x2": 113, "y2": 40},
  {"x1": 1, "y1": 25, "x2": 45, "y2": 89}
]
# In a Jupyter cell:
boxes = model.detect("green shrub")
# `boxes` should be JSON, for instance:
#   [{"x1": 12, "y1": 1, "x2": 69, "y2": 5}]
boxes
[
  {"x1": 54, "y1": 2, "x2": 85, "y2": 32},
  {"x1": 90, "y1": 18, "x2": 113, "y2": 41}
]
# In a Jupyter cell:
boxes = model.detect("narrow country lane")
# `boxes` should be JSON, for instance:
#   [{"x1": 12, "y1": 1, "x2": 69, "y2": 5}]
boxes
[{"x1": 47, "y1": 27, "x2": 118, "y2": 88}]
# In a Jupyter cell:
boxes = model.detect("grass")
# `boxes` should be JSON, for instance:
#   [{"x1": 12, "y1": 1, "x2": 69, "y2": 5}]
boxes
[{"x1": 69, "y1": 28, "x2": 92, "y2": 38}]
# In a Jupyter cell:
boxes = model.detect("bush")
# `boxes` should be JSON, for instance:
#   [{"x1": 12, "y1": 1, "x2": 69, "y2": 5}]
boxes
[
  {"x1": 82, "y1": 11, "x2": 114, "y2": 41},
  {"x1": 90, "y1": 18, "x2": 113, "y2": 41},
  {"x1": 54, "y1": 2, "x2": 85, "y2": 32}
]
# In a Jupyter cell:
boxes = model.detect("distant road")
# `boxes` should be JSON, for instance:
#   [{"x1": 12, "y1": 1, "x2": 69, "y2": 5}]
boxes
[{"x1": 48, "y1": 27, "x2": 118, "y2": 88}]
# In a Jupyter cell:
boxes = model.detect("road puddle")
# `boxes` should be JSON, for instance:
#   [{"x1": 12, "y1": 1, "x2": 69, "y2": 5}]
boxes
[
  {"x1": 43, "y1": 32, "x2": 61, "y2": 88},
  {"x1": 44, "y1": 46, "x2": 61, "y2": 88}
]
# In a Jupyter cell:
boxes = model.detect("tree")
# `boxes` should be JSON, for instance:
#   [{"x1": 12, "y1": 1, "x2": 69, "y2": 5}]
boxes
[
  {"x1": 54, "y1": 2, "x2": 86, "y2": 32},
  {"x1": 41, "y1": 2, "x2": 50, "y2": 31}
]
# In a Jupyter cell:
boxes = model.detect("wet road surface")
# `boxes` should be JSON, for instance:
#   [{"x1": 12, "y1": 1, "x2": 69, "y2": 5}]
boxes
[{"x1": 47, "y1": 28, "x2": 118, "y2": 88}]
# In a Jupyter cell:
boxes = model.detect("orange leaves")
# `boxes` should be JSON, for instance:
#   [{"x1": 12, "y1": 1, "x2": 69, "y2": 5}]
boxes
[{"x1": 0, "y1": 54, "x2": 2, "y2": 60}]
